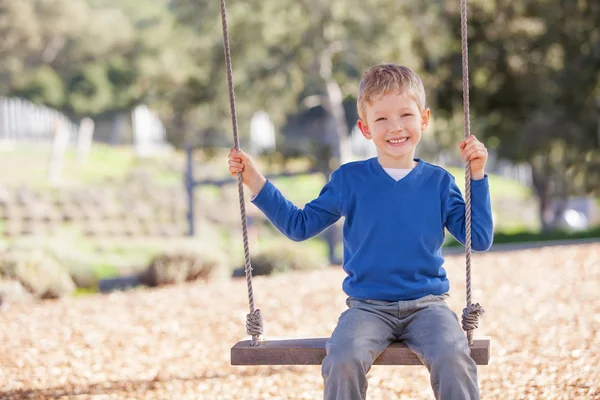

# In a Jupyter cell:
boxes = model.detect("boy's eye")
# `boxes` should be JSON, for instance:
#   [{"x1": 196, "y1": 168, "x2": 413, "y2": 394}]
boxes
[
  {"x1": 402, "y1": 113, "x2": 413, "y2": 117},
  {"x1": 375, "y1": 117, "x2": 386, "y2": 122}
]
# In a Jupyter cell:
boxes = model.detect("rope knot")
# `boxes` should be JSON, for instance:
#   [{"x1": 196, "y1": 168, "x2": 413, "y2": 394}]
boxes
[
  {"x1": 246, "y1": 309, "x2": 264, "y2": 336},
  {"x1": 461, "y1": 303, "x2": 484, "y2": 331}
]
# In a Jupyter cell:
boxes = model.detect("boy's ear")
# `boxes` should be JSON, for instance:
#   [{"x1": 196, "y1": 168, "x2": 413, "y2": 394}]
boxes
[
  {"x1": 357, "y1": 119, "x2": 371, "y2": 140},
  {"x1": 421, "y1": 108, "x2": 431, "y2": 131}
]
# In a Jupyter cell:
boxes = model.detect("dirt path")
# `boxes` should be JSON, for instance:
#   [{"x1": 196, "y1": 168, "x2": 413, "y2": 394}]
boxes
[{"x1": 1, "y1": 244, "x2": 598, "y2": 399}]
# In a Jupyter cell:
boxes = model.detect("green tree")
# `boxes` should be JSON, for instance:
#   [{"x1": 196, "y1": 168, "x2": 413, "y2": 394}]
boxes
[
  {"x1": 168, "y1": 0, "x2": 436, "y2": 163},
  {"x1": 1, "y1": 0, "x2": 196, "y2": 119},
  {"x1": 434, "y1": 0, "x2": 600, "y2": 230}
]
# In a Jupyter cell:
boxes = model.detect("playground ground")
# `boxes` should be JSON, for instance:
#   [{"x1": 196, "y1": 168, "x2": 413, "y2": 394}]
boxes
[{"x1": 1, "y1": 243, "x2": 598, "y2": 399}]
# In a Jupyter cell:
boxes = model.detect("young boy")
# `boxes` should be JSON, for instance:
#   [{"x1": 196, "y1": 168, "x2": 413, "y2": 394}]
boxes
[{"x1": 228, "y1": 64, "x2": 493, "y2": 400}]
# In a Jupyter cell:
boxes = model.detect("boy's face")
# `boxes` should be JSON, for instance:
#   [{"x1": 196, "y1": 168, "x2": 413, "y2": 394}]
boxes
[{"x1": 358, "y1": 90, "x2": 430, "y2": 168}]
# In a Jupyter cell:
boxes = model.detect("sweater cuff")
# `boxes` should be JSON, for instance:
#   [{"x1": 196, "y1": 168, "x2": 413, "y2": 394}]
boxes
[
  {"x1": 250, "y1": 180, "x2": 275, "y2": 205},
  {"x1": 471, "y1": 174, "x2": 489, "y2": 186}
]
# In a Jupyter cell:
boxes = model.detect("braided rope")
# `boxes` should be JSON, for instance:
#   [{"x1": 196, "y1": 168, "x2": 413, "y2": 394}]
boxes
[
  {"x1": 460, "y1": 0, "x2": 484, "y2": 346},
  {"x1": 219, "y1": 0, "x2": 263, "y2": 346}
]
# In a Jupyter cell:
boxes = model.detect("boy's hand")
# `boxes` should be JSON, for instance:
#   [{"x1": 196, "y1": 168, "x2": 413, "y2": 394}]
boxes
[
  {"x1": 459, "y1": 135, "x2": 487, "y2": 180},
  {"x1": 228, "y1": 148, "x2": 267, "y2": 195}
]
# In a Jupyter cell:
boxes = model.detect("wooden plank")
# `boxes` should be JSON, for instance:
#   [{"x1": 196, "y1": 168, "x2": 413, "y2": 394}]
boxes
[{"x1": 231, "y1": 337, "x2": 491, "y2": 366}]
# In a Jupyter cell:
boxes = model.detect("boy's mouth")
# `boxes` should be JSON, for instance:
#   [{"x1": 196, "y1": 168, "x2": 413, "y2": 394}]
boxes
[{"x1": 386, "y1": 137, "x2": 409, "y2": 145}]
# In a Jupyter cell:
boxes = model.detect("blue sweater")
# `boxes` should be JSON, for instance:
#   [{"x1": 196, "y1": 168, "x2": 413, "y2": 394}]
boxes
[{"x1": 252, "y1": 157, "x2": 494, "y2": 301}]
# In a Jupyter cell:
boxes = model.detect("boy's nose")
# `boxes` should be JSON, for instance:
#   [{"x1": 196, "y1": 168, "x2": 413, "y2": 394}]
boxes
[{"x1": 389, "y1": 118, "x2": 404, "y2": 132}]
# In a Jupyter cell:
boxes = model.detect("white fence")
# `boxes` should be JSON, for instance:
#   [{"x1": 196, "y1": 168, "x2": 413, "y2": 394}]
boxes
[
  {"x1": 132, "y1": 104, "x2": 170, "y2": 157},
  {"x1": 0, "y1": 97, "x2": 169, "y2": 157},
  {"x1": 0, "y1": 97, "x2": 79, "y2": 146}
]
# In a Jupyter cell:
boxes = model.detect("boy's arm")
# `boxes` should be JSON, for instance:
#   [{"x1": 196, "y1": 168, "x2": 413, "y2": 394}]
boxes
[
  {"x1": 443, "y1": 174, "x2": 494, "y2": 251},
  {"x1": 251, "y1": 170, "x2": 344, "y2": 242}
]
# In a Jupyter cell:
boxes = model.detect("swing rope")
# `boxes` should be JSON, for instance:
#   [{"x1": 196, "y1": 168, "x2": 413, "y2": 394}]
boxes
[
  {"x1": 219, "y1": 0, "x2": 483, "y2": 347},
  {"x1": 459, "y1": 0, "x2": 485, "y2": 346},
  {"x1": 219, "y1": 0, "x2": 263, "y2": 346}
]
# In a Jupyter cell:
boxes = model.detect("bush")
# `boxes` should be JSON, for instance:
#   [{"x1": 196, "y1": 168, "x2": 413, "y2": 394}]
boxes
[
  {"x1": 246, "y1": 243, "x2": 327, "y2": 276},
  {"x1": 140, "y1": 247, "x2": 225, "y2": 287},
  {"x1": 0, "y1": 249, "x2": 76, "y2": 299},
  {"x1": 45, "y1": 248, "x2": 98, "y2": 289},
  {"x1": 7, "y1": 239, "x2": 97, "y2": 289},
  {"x1": 0, "y1": 279, "x2": 35, "y2": 305}
]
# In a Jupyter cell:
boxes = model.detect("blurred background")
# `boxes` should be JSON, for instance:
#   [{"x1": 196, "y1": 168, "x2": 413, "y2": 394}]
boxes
[{"x1": 0, "y1": 0, "x2": 599, "y2": 301}]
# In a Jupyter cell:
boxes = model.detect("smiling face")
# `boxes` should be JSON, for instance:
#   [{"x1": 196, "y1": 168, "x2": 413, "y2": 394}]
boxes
[{"x1": 357, "y1": 90, "x2": 430, "y2": 169}]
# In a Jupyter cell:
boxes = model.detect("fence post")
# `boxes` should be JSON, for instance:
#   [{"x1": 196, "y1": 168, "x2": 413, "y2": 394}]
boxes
[
  {"x1": 48, "y1": 119, "x2": 69, "y2": 185},
  {"x1": 185, "y1": 146, "x2": 195, "y2": 236},
  {"x1": 77, "y1": 117, "x2": 95, "y2": 165}
]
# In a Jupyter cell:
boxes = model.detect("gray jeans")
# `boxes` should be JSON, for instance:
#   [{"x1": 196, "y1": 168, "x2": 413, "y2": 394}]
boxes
[{"x1": 321, "y1": 294, "x2": 479, "y2": 400}]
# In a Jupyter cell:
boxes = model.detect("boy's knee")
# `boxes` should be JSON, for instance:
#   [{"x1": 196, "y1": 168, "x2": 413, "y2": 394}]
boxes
[
  {"x1": 430, "y1": 342, "x2": 472, "y2": 370},
  {"x1": 322, "y1": 346, "x2": 373, "y2": 378},
  {"x1": 429, "y1": 343, "x2": 480, "y2": 399}
]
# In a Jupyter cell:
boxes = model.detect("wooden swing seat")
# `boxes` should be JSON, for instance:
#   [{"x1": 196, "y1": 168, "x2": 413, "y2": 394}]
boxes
[{"x1": 231, "y1": 337, "x2": 491, "y2": 366}]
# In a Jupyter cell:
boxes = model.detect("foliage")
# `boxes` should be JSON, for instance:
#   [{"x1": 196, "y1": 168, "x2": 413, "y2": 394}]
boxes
[
  {"x1": 0, "y1": 248, "x2": 75, "y2": 299},
  {"x1": 433, "y1": 0, "x2": 600, "y2": 229},
  {"x1": 246, "y1": 242, "x2": 327, "y2": 276},
  {"x1": 0, "y1": 0, "x2": 196, "y2": 118},
  {"x1": 0, "y1": 279, "x2": 35, "y2": 304},
  {"x1": 140, "y1": 247, "x2": 225, "y2": 287},
  {"x1": 1, "y1": 0, "x2": 598, "y2": 230}
]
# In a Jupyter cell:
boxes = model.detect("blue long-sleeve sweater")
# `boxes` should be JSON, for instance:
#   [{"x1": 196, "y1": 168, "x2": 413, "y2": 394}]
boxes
[{"x1": 251, "y1": 157, "x2": 494, "y2": 301}]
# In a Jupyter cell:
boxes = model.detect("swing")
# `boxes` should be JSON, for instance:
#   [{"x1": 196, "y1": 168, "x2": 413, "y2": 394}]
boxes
[{"x1": 219, "y1": 0, "x2": 492, "y2": 366}]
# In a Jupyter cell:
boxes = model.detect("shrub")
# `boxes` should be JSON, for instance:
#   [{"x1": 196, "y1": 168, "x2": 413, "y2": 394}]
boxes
[
  {"x1": 246, "y1": 243, "x2": 327, "y2": 276},
  {"x1": 8, "y1": 239, "x2": 97, "y2": 289},
  {"x1": 0, "y1": 279, "x2": 35, "y2": 305},
  {"x1": 42, "y1": 247, "x2": 98, "y2": 289},
  {"x1": 0, "y1": 249, "x2": 76, "y2": 299},
  {"x1": 140, "y1": 246, "x2": 226, "y2": 287}
]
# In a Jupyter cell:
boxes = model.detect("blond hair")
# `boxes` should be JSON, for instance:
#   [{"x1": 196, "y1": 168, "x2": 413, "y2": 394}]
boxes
[{"x1": 357, "y1": 64, "x2": 426, "y2": 121}]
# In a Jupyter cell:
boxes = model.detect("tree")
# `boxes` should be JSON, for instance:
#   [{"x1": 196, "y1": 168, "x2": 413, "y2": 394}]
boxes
[
  {"x1": 435, "y1": 0, "x2": 600, "y2": 230},
  {"x1": 0, "y1": 0, "x2": 196, "y2": 119},
  {"x1": 168, "y1": 0, "x2": 436, "y2": 162}
]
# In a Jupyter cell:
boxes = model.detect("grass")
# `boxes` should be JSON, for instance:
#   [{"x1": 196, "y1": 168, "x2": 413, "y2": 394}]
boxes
[
  {"x1": 446, "y1": 167, "x2": 532, "y2": 200},
  {"x1": 270, "y1": 173, "x2": 328, "y2": 205},
  {"x1": 1, "y1": 235, "x2": 192, "y2": 273},
  {"x1": 0, "y1": 143, "x2": 182, "y2": 187},
  {"x1": 69, "y1": 145, "x2": 135, "y2": 184},
  {"x1": 444, "y1": 225, "x2": 600, "y2": 248},
  {"x1": 91, "y1": 263, "x2": 120, "y2": 280},
  {"x1": 255, "y1": 225, "x2": 330, "y2": 257}
]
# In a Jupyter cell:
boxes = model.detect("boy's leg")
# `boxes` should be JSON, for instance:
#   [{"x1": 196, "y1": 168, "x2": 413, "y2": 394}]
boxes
[
  {"x1": 322, "y1": 298, "x2": 397, "y2": 400},
  {"x1": 398, "y1": 296, "x2": 479, "y2": 400}
]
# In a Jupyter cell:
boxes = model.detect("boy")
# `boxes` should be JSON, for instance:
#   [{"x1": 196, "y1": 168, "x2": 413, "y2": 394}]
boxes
[{"x1": 228, "y1": 64, "x2": 493, "y2": 400}]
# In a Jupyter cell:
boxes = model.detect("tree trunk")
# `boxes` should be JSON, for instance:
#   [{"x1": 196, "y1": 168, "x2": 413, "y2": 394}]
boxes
[
  {"x1": 324, "y1": 79, "x2": 353, "y2": 165},
  {"x1": 531, "y1": 162, "x2": 553, "y2": 232},
  {"x1": 318, "y1": 45, "x2": 350, "y2": 265},
  {"x1": 319, "y1": 46, "x2": 352, "y2": 169},
  {"x1": 538, "y1": 193, "x2": 553, "y2": 232}
]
